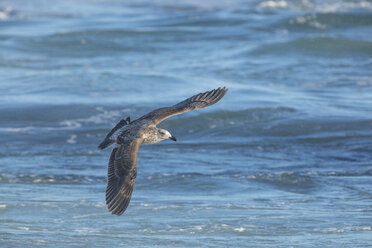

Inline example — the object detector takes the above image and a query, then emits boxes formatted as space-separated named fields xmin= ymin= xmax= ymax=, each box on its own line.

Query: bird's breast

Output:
xmin=142 ymin=136 xmax=160 ymax=144
xmin=141 ymin=127 xmax=160 ymax=144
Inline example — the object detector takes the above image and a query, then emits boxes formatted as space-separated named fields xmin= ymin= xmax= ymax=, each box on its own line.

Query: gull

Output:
xmin=98 ymin=87 xmax=228 ymax=215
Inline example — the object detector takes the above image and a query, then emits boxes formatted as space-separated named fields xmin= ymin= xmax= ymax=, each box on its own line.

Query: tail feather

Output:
xmin=98 ymin=117 xmax=130 ymax=150
xmin=98 ymin=138 xmax=114 ymax=150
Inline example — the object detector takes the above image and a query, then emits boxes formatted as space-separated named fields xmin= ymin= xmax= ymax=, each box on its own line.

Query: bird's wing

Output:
xmin=139 ymin=87 xmax=228 ymax=125
xmin=105 ymin=137 xmax=141 ymax=215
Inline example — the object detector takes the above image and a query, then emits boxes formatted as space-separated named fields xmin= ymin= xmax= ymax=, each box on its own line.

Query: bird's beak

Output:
xmin=169 ymin=136 xmax=177 ymax=142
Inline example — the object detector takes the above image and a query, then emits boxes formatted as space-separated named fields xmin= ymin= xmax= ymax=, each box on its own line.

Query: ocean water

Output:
xmin=1 ymin=0 xmax=372 ymax=247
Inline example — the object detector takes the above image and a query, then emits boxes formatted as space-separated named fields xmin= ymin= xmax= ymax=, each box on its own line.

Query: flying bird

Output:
xmin=98 ymin=87 xmax=228 ymax=215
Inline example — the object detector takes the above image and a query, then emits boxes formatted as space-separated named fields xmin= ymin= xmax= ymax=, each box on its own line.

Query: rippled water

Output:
xmin=1 ymin=0 xmax=372 ymax=247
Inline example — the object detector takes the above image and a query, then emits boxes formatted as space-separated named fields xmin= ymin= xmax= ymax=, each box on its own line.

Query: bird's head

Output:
xmin=157 ymin=128 xmax=177 ymax=142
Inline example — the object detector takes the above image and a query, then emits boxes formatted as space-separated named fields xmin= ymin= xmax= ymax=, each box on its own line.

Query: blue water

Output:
xmin=1 ymin=0 xmax=372 ymax=247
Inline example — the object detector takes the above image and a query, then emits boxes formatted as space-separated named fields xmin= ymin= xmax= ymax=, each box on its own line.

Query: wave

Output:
xmin=7 ymin=169 xmax=362 ymax=189
xmin=141 ymin=169 xmax=372 ymax=195
xmin=256 ymin=0 xmax=372 ymax=12
xmin=142 ymin=171 xmax=315 ymax=192
xmin=2 ymin=104 xmax=372 ymax=144
xmin=251 ymin=37 xmax=372 ymax=58
xmin=313 ymin=226 xmax=372 ymax=234
xmin=0 ymin=104 xmax=125 ymax=134
xmin=278 ymin=13 xmax=372 ymax=31
xmin=307 ymin=170 xmax=372 ymax=177
xmin=138 ymin=222 xmax=253 ymax=235
xmin=14 ymin=27 xmax=200 ymax=58
xmin=0 ymin=173 xmax=105 ymax=184
xmin=0 ymin=6 xmax=20 ymax=20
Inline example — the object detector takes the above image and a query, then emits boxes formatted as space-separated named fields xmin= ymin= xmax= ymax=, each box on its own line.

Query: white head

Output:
xmin=157 ymin=128 xmax=177 ymax=142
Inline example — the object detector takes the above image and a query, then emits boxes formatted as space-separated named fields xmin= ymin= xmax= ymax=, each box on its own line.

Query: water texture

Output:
xmin=1 ymin=0 xmax=372 ymax=247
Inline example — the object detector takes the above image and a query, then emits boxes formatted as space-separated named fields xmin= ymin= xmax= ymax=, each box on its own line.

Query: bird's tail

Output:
xmin=98 ymin=138 xmax=114 ymax=150
xmin=98 ymin=117 xmax=131 ymax=150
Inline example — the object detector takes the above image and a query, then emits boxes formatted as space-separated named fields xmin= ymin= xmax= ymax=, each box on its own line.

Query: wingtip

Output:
xmin=211 ymin=86 xmax=228 ymax=102
xmin=111 ymin=210 xmax=124 ymax=216
xmin=215 ymin=86 xmax=228 ymax=93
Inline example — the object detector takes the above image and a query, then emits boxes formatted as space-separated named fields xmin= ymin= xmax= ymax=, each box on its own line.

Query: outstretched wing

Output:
xmin=139 ymin=86 xmax=228 ymax=125
xmin=105 ymin=138 xmax=141 ymax=215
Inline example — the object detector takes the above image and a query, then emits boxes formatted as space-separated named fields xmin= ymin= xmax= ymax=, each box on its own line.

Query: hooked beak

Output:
xmin=169 ymin=136 xmax=177 ymax=142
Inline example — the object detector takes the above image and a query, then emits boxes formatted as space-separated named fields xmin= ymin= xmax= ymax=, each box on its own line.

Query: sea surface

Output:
xmin=1 ymin=0 xmax=372 ymax=247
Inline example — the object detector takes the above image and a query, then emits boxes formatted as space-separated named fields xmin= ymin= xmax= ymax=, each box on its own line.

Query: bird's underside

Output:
xmin=99 ymin=87 xmax=228 ymax=215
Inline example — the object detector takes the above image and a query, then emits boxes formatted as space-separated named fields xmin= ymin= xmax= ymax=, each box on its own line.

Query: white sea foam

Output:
xmin=67 ymin=134 xmax=77 ymax=144
xmin=18 ymin=226 xmax=30 ymax=231
xmin=35 ymin=240 xmax=48 ymax=243
xmin=317 ymin=1 xmax=372 ymax=12
xmin=352 ymin=226 xmax=372 ymax=231
xmin=0 ymin=127 xmax=34 ymax=133
xmin=233 ymin=227 xmax=245 ymax=232
xmin=0 ymin=7 xmax=13 ymax=20
xmin=60 ymin=108 xmax=128 ymax=130
xmin=0 ymin=107 xmax=130 ymax=134
xmin=73 ymin=214 xmax=92 ymax=219
xmin=289 ymin=14 xmax=327 ymax=29
xmin=258 ymin=1 xmax=288 ymax=9
xmin=315 ymin=226 xmax=372 ymax=234
xmin=257 ymin=0 xmax=372 ymax=12
xmin=194 ymin=225 xmax=204 ymax=230
xmin=94 ymin=202 xmax=105 ymax=208
xmin=74 ymin=227 xmax=99 ymax=233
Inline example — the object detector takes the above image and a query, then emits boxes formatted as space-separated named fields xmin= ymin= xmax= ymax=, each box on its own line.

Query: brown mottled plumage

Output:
xmin=98 ymin=87 xmax=228 ymax=215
